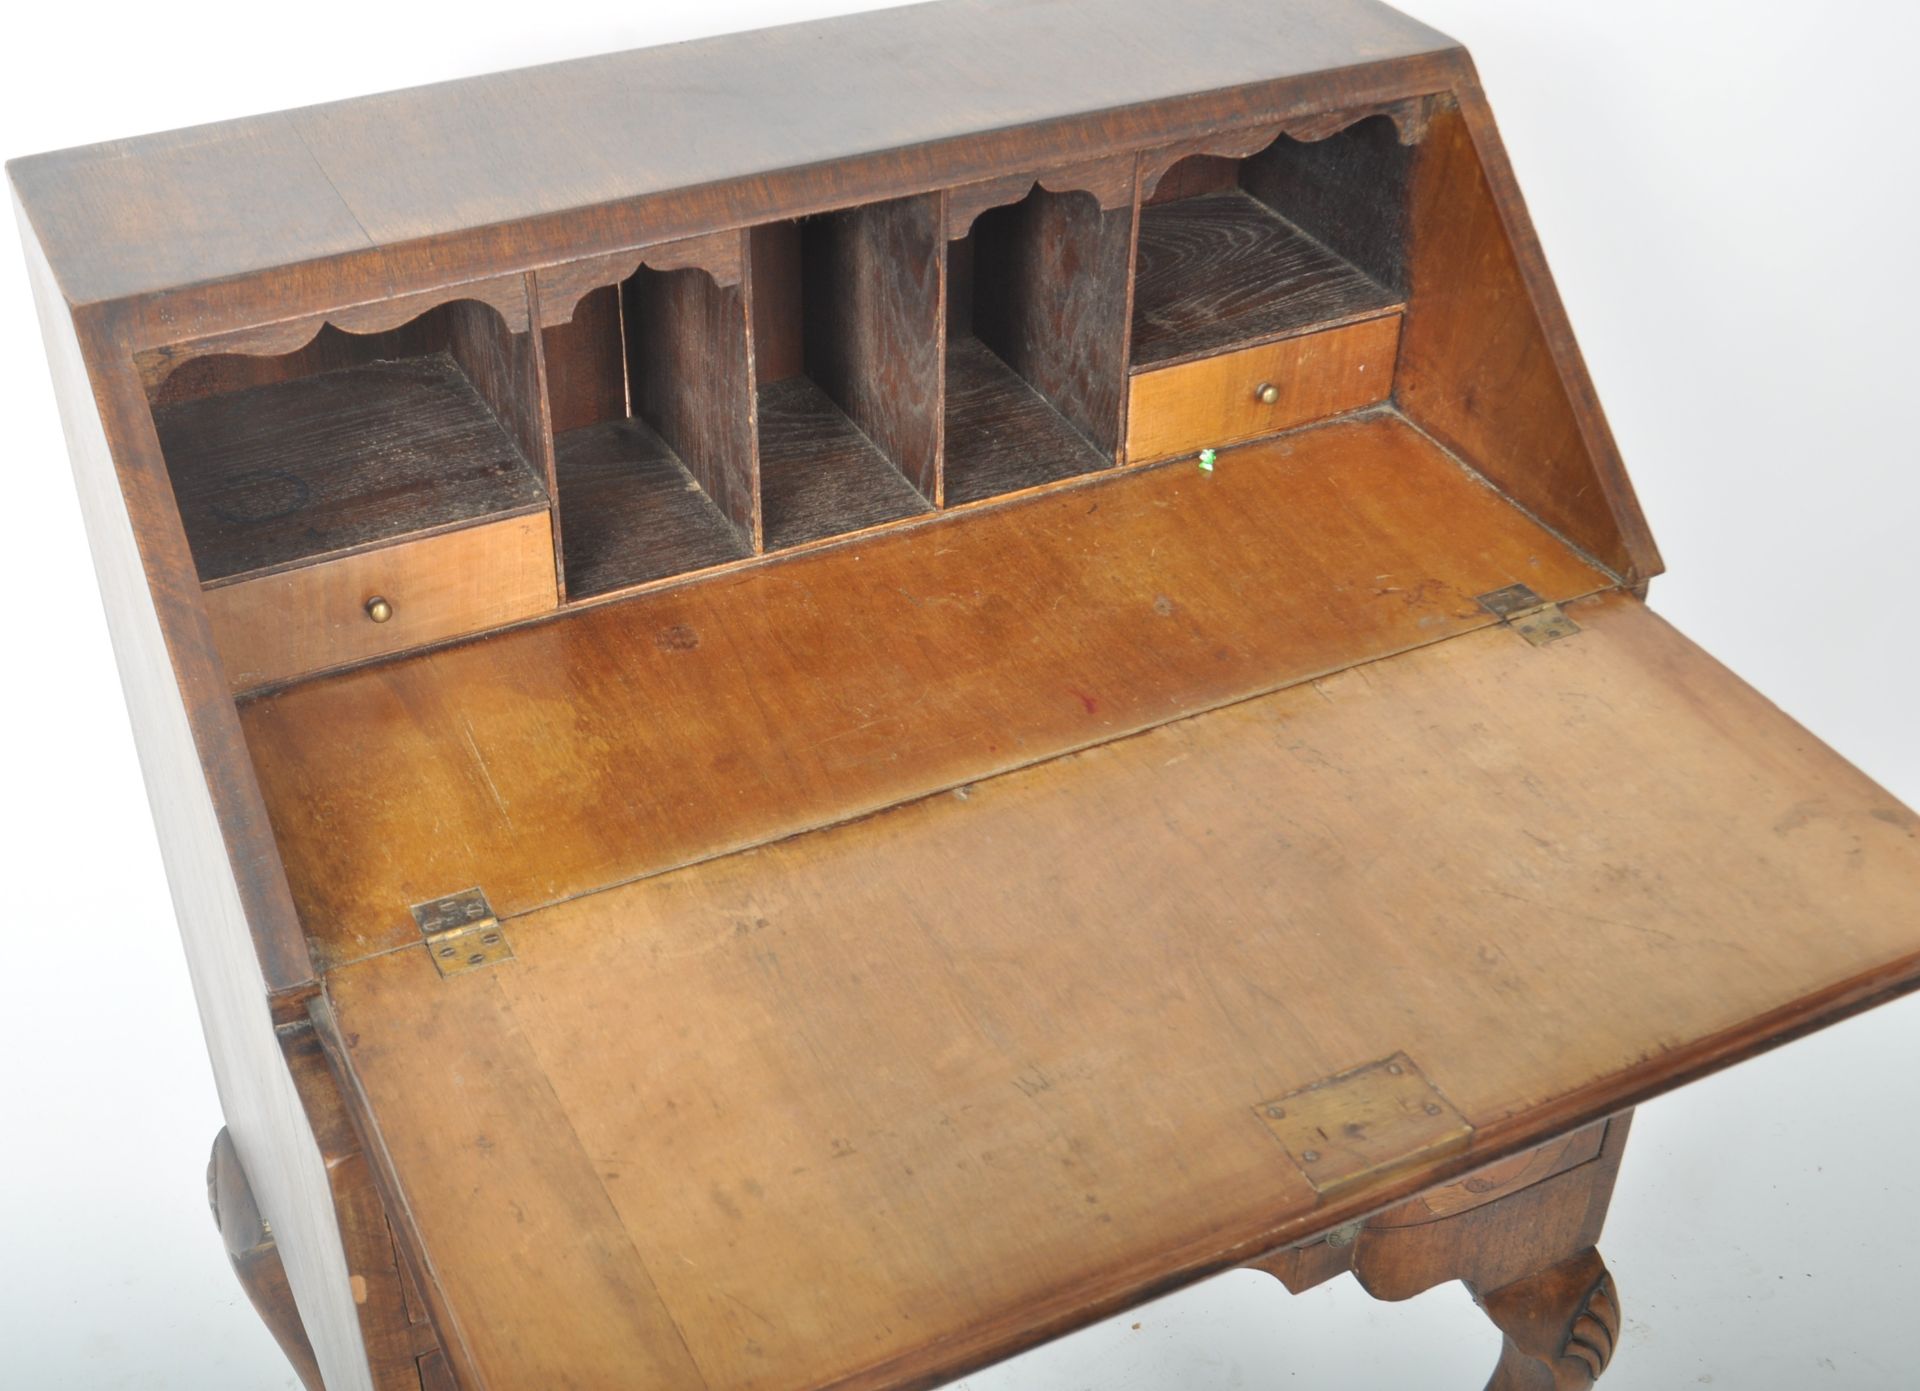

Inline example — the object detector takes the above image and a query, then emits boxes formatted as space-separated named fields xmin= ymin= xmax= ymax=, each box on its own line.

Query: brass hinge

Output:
xmin=411 ymin=888 xmax=514 ymax=978
xmin=1476 ymin=584 xmax=1580 ymax=647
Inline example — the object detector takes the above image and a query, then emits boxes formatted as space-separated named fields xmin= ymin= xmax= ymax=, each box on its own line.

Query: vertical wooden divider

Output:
xmin=932 ymin=190 xmax=951 ymax=509
xmin=521 ymin=270 xmax=568 ymax=600
xmin=802 ymin=193 xmax=946 ymax=506
xmin=1116 ymin=167 xmax=1144 ymax=466
xmin=740 ymin=226 xmax=766 ymax=552
xmin=938 ymin=173 xmax=1138 ymax=502
xmin=624 ymin=251 xmax=758 ymax=551
xmin=1022 ymin=185 xmax=1133 ymax=466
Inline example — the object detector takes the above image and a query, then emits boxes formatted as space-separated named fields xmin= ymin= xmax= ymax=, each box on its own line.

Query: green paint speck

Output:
xmin=1197 ymin=448 xmax=1217 ymax=473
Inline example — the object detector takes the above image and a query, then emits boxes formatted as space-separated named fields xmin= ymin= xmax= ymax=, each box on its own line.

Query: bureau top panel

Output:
xmin=7 ymin=0 xmax=1455 ymax=307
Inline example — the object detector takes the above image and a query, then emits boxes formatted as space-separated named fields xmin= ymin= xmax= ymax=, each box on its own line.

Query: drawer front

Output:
xmin=205 ymin=512 xmax=557 ymax=690
xmin=1125 ymin=314 xmax=1401 ymax=464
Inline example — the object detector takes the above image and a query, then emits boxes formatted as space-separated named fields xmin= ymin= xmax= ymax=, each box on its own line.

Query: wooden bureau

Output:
xmin=11 ymin=2 xmax=1918 ymax=1388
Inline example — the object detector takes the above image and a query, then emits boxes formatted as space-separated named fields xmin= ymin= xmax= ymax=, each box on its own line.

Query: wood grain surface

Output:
xmin=158 ymin=353 xmax=549 ymax=585
xmin=801 ymin=197 xmax=946 ymax=503
xmin=536 ymin=284 xmax=625 ymax=436
xmin=135 ymin=273 xmax=534 ymax=395
xmin=240 ymin=414 xmax=1607 ymax=967
xmin=1131 ymin=190 xmax=1403 ymax=368
xmin=627 ymin=261 xmax=759 ymax=544
xmin=943 ymin=337 xmax=1106 ymax=504
xmin=205 ymin=512 xmax=557 ymax=691
xmin=281 ymin=1029 xmax=441 ymax=1391
xmin=945 ymin=154 xmax=1136 ymax=236
xmin=967 ymin=187 xmax=1135 ymax=462
xmin=1239 ymin=114 xmax=1415 ymax=295
xmin=1138 ymin=98 xmax=1430 ymax=198
xmin=1395 ymin=102 xmax=1657 ymax=582
xmin=535 ymin=228 xmax=745 ymax=328
xmin=1126 ymin=314 xmax=1400 ymax=462
xmin=321 ymin=595 xmax=1920 ymax=1391
xmin=7 ymin=0 xmax=1457 ymax=312
xmin=756 ymin=376 xmax=934 ymax=550
xmin=554 ymin=417 xmax=754 ymax=597
xmin=9 ymin=11 xmax=1713 ymax=1390
xmin=17 ymin=201 xmax=368 ymax=1383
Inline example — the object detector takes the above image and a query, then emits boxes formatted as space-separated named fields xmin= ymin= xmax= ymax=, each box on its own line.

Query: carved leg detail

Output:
xmin=1477 ymin=1247 xmax=1619 ymax=1391
xmin=1305 ymin=1114 xmax=1633 ymax=1388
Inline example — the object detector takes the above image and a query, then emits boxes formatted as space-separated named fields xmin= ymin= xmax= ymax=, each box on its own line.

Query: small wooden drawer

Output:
xmin=204 ymin=512 xmax=558 ymax=691
xmin=1125 ymin=314 xmax=1402 ymax=464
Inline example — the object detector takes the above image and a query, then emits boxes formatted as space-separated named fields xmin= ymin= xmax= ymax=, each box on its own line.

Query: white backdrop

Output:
xmin=2 ymin=3 xmax=1915 ymax=1387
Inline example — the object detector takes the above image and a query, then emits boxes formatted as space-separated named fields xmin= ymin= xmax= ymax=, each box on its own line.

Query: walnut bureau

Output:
xmin=12 ymin=2 xmax=1920 ymax=1388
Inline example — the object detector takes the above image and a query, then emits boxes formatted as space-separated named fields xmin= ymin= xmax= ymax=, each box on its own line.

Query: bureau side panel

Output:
xmin=14 ymin=193 xmax=374 ymax=1391
xmin=1394 ymin=90 xmax=1661 ymax=584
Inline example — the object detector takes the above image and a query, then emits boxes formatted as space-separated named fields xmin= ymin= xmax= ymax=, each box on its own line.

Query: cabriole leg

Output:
xmin=1252 ymin=1112 xmax=1632 ymax=1388
xmin=207 ymin=1127 xmax=325 ymax=1391
xmin=1478 ymin=1246 xmax=1619 ymax=1389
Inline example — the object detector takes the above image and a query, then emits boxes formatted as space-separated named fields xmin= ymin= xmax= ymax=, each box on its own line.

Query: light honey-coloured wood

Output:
xmin=1125 ymin=314 xmax=1400 ymax=462
xmin=241 ymin=415 xmax=1609 ymax=966
xmin=319 ymin=595 xmax=1920 ymax=1391
xmin=205 ymin=513 xmax=557 ymax=691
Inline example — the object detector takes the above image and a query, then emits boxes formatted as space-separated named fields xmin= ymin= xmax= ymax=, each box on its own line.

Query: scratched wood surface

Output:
xmin=240 ymin=413 xmax=1608 ymax=968
xmin=320 ymin=593 xmax=1920 ymax=1391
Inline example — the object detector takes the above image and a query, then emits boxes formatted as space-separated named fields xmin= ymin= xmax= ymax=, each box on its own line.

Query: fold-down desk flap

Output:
xmin=318 ymin=593 xmax=1920 ymax=1391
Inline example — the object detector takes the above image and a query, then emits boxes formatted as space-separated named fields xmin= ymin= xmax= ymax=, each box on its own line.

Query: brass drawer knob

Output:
xmin=365 ymin=595 xmax=394 ymax=624
xmin=1255 ymin=382 xmax=1280 ymax=405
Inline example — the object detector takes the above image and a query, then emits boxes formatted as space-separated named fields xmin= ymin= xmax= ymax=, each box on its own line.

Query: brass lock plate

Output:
xmin=1255 ymin=1052 xmax=1472 ymax=1195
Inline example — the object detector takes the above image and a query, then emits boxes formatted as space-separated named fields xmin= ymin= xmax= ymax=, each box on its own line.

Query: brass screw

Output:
xmin=1255 ymin=382 xmax=1280 ymax=405
xmin=365 ymin=595 xmax=394 ymax=623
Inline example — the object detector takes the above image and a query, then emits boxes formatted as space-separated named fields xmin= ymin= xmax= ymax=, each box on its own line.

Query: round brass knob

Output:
xmin=365 ymin=596 xmax=394 ymax=624
xmin=1255 ymin=382 xmax=1280 ymax=405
